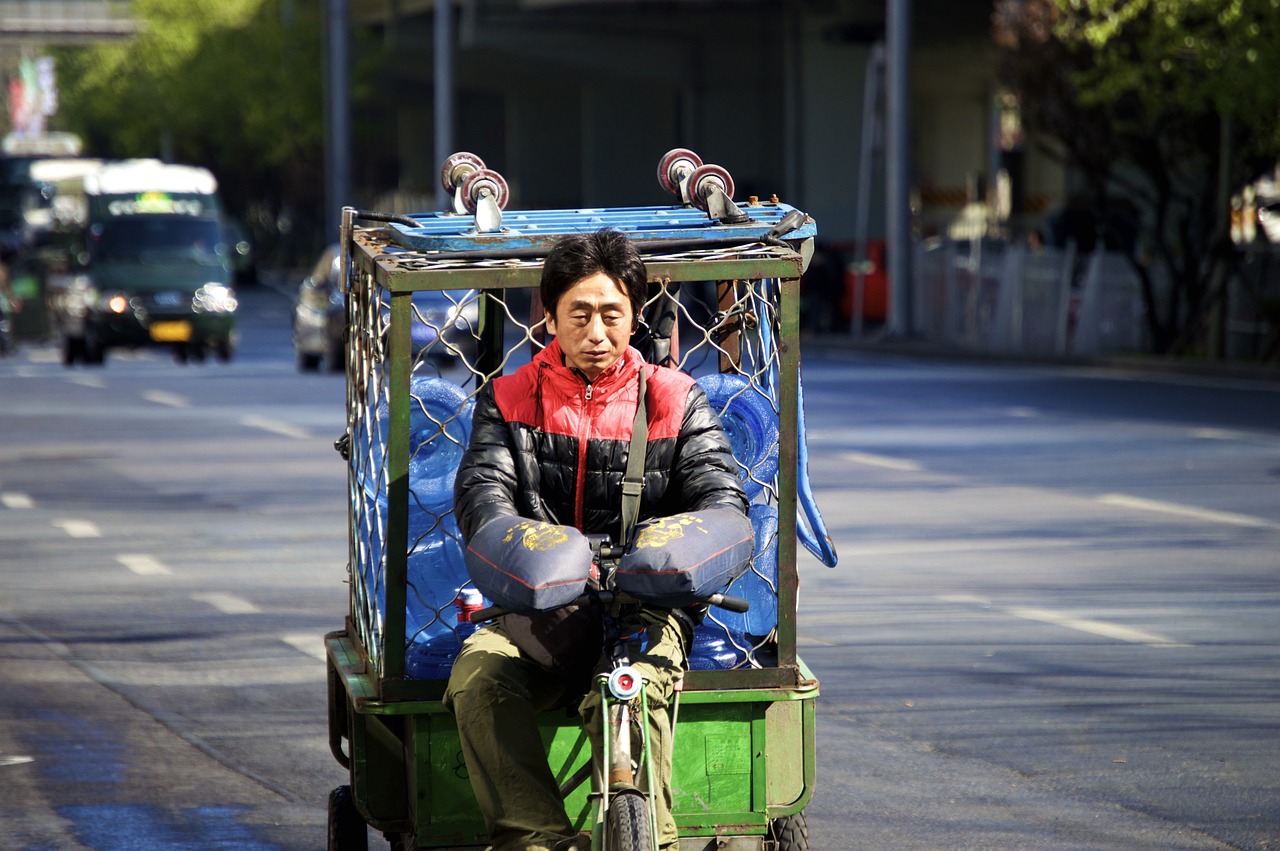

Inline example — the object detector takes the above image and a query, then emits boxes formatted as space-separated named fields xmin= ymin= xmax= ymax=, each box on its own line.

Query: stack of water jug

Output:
xmin=362 ymin=375 xmax=780 ymax=679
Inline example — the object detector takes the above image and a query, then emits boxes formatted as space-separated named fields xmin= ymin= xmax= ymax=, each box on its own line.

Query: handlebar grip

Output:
xmin=470 ymin=605 xmax=507 ymax=623
xmin=470 ymin=591 xmax=605 ymax=624
xmin=710 ymin=593 xmax=750 ymax=613
xmin=766 ymin=208 xmax=807 ymax=239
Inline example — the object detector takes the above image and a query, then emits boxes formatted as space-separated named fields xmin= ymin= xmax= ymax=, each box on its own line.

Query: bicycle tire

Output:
xmin=606 ymin=790 xmax=655 ymax=851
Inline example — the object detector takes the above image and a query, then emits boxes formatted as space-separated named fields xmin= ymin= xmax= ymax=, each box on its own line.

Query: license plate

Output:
xmin=149 ymin=320 xmax=192 ymax=342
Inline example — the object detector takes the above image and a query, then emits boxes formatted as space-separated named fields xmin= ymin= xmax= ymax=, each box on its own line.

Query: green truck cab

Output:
xmin=49 ymin=159 xmax=238 ymax=365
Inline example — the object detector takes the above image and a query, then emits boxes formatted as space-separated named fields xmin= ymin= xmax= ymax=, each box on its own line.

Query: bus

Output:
xmin=50 ymin=159 xmax=238 ymax=365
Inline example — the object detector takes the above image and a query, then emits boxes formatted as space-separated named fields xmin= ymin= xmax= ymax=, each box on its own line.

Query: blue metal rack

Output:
xmin=379 ymin=200 xmax=817 ymax=254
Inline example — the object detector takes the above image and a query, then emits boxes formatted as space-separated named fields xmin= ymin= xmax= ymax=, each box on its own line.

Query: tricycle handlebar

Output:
xmin=470 ymin=589 xmax=749 ymax=625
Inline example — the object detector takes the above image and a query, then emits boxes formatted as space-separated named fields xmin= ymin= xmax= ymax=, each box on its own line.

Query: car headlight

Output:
xmin=104 ymin=293 xmax=130 ymax=314
xmin=193 ymin=283 xmax=238 ymax=314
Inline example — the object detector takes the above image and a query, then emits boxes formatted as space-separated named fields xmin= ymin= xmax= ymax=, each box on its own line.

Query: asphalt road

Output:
xmin=0 ymin=286 xmax=351 ymax=850
xmin=796 ymin=352 xmax=1280 ymax=850
xmin=1 ymin=285 xmax=1277 ymax=850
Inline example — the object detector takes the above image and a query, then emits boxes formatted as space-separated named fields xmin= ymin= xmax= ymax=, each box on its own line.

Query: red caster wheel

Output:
xmin=657 ymin=148 xmax=703 ymax=197
xmin=440 ymin=152 xmax=486 ymax=194
xmin=686 ymin=163 xmax=735 ymax=212
xmin=460 ymin=167 xmax=510 ymax=214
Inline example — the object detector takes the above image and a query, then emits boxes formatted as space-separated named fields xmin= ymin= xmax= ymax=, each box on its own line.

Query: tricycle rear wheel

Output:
xmin=328 ymin=784 xmax=369 ymax=851
xmin=768 ymin=810 xmax=810 ymax=850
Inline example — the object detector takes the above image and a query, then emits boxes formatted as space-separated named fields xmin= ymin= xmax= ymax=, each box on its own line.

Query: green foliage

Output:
xmin=1061 ymin=0 xmax=1280 ymax=159
xmin=53 ymin=0 xmax=327 ymax=261
xmin=994 ymin=0 xmax=1280 ymax=356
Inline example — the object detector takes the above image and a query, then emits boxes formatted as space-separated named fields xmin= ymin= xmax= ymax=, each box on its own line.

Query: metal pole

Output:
xmin=325 ymin=0 xmax=351 ymax=243
xmin=433 ymin=0 xmax=455 ymax=211
xmin=885 ymin=0 xmax=912 ymax=336
xmin=851 ymin=42 xmax=884 ymax=339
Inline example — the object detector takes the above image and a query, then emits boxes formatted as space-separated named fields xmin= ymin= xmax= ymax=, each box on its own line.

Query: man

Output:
xmin=445 ymin=228 xmax=747 ymax=851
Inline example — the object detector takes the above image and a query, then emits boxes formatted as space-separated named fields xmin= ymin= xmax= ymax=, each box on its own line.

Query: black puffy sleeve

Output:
xmin=667 ymin=382 xmax=748 ymax=516
xmin=453 ymin=384 xmax=520 ymax=542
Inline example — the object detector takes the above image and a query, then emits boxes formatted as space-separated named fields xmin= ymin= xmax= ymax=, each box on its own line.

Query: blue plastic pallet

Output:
xmin=381 ymin=201 xmax=816 ymax=254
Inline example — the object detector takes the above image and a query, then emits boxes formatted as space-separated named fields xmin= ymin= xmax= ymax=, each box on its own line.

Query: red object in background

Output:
xmin=841 ymin=240 xmax=888 ymax=325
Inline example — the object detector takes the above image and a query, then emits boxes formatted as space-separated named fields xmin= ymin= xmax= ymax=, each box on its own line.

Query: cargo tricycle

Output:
xmin=325 ymin=150 xmax=835 ymax=851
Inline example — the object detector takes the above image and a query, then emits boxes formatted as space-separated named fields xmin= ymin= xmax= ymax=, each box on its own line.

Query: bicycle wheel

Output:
xmin=606 ymin=790 xmax=654 ymax=851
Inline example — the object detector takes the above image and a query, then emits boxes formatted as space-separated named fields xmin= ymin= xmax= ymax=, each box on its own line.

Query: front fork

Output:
xmin=593 ymin=664 xmax=660 ymax=851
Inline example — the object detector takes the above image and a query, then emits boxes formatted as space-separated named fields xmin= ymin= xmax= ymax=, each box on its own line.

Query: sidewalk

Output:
xmin=800 ymin=330 xmax=1280 ymax=385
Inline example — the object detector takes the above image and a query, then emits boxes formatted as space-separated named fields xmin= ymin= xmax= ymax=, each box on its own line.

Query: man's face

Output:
xmin=545 ymin=271 xmax=634 ymax=383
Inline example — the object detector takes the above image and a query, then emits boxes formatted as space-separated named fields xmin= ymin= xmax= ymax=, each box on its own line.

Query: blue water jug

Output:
xmin=687 ymin=625 xmax=749 ymax=670
xmin=405 ymin=518 xmax=470 ymax=638
xmin=709 ymin=503 xmax=778 ymax=633
xmin=357 ymin=374 xmax=474 ymax=519
xmin=696 ymin=373 xmax=779 ymax=498
xmin=406 ymin=586 xmax=487 ymax=680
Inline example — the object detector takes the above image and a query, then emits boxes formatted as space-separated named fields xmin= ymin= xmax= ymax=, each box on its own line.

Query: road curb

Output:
xmin=800 ymin=333 xmax=1280 ymax=385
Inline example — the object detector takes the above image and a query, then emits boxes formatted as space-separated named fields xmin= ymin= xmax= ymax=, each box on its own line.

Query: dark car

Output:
xmin=293 ymin=244 xmax=479 ymax=373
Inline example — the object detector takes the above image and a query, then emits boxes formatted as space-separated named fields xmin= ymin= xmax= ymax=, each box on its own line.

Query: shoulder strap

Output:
xmin=619 ymin=368 xmax=648 ymax=549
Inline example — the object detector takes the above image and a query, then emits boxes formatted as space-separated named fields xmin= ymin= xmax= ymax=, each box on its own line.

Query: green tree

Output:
xmin=994 ymin=0 xmax=1280 ymax=357
xmin=54 ymin=0 xmax=327 ymax=264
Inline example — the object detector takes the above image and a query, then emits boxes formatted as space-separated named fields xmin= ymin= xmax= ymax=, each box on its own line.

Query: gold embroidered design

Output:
xmin=502 ymin=520 xmax=570 ymax=551
xmin=634 ymin=514 xmax=707 ymax=549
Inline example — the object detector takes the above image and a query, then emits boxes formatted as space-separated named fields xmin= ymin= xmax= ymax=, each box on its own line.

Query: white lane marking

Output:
xmin=841 ymin=538 xmax=1083 ymax=558
xmin=88 ymin=660 xmax=323 ymax=687
xmin=142 ymin=390 xmax=190 ymax=408
xmin=1 ymin=492 xmax=34 ymax=509
xmin=191 ymin=592 xmax=261 ymax=615
xmin=937 ymin=593 xmax=991 ymax=606
xmin=116 ymin=554 xmax=172 ymax=576
xmin=280 ymin=633 xmax=328 ymax=662
xmin=840 ymin=451 xmax=923 ymax=472
xmin=938 ymin=595 xmax=1189 ymax=647
xmin=1097 ymin=493 xmax=1280 ymax=530
xmin=1190 ymin=428 xmax=1239 ymax=440
xmin=64 ymin=374 xmax=106 ymax=388
xmin=240 ymin=416 xmax=310 ymax=440
xmin=53 ymin=519 xmax=101 ymax=538
xmin=0 ymin=755 xmax=34 ymax=767
xmin=1004 ymin=606 xmax=1189 ymax=647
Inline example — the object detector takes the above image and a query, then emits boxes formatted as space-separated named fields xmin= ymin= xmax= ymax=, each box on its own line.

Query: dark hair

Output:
xmin=540 ymin=229 xmax=648 ymax=326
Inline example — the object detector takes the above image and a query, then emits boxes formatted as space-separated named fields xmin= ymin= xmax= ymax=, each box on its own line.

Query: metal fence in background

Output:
xmin=912 ymin=238 xmax=1150 ymax=357
xmin=910 ymin=238 xmax=1280 ymax=360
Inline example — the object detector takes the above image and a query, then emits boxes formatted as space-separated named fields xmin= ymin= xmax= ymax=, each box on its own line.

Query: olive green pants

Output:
xmin=443 ymin=609 xmax=690 ymax=851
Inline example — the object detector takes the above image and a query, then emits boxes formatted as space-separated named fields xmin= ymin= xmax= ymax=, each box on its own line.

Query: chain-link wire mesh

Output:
xmin=346 ymin=234 xmax=788 ymax=681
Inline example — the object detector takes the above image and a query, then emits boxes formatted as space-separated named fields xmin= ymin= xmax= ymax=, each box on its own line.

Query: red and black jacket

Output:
xmin=454 ymin=339 xmax=747 ymax=545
